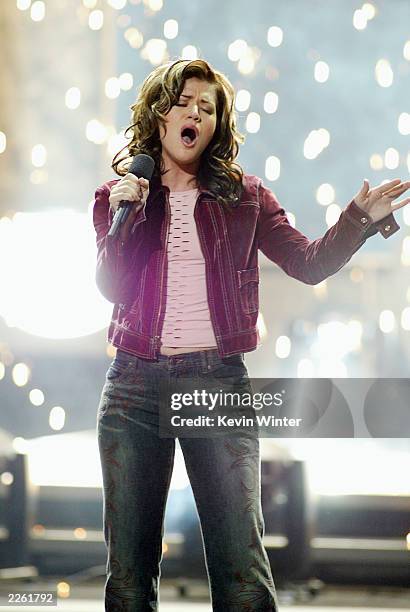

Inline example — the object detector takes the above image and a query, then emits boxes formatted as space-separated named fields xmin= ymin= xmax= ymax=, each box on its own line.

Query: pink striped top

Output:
xmin=160 ymin=188 xmax=218 ymax=348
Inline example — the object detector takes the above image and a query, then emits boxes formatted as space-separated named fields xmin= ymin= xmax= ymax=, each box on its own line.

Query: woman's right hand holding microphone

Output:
xmin=109 ymin=173 xmax=150 ymax=241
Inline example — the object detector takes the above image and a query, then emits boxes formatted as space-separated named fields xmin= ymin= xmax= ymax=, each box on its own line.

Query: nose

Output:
xmin=188 ymin=104 xmax=200 ymax=121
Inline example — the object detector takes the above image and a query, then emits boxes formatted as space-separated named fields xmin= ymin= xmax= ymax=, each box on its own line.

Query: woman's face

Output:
xmin=159 ymin=77 xmax=218 ymax=174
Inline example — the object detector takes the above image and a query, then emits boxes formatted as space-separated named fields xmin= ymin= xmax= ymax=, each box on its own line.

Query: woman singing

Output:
xmin=93 ymin=58 xmax=409 ymax=611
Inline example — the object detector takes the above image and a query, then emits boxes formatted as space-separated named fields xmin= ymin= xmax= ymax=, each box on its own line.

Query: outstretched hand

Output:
xmin=353 ymin=178 xmax=410 ymax=224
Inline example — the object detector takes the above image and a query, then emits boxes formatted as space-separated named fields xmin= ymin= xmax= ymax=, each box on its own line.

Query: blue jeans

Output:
xmin=97 ymin=347 xmax=279 ymax=611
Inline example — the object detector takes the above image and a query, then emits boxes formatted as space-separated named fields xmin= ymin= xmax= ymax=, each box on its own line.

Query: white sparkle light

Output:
xmin=29 ymin=389 xmax=45 ymax=406
xmin=181 ymin=45 xmax=198 ymax=60
xmin=325 ymin=204 xmax=341 ymax=227
xmin=31 ymin=144 xmax=47 ymax=168
xmin=245 ymin=112 xmax=260 ymax=134
xmin=353 ymin=9 xmax=367 ymax=30
xmin=119 ymin=73 xmax=133 ymax=90
xmin=105 ymin=77 xmax=121 ymax=99
xmin=379 ymin=310 xmax=395 ymax=333
xmin=107 ymin=0 xmax=127 ymax=8
xmin=375 ymin=59 xmax=393 ymax=88
xmin=49 ymin=406 xmax=65 ymax=431
xmin=384 ymin=147 xmax=399 ymax=169
xmin=0 ymin=132 xmax=6 ymax=154
xmin=86 ymin=119 xmax=107 ymax=144
xmin=30 ymin=1 xmax=45 ymax=21
xmin=398 ymin=112 xmax=410 ymax=135
xmin=17 ymin=0 xmax=31 ymax=10
xmin=227 ymin=39 xmax=248 ymax=62
xmin=267 ymin=26 xmax=283 ymax=47
xmin=275 ymin=335 xmax=291 ymax=359
xmin=88 ymin=9 xmax=104 ymax=30
xmin=12 ymin=363 xmax=30 ymax=387
xmin=141 ymin=38 xmax=167 ymax=65
xmin=316 ymin=183 xmax=335 ymax=206
xmin=235 ymin=89 xmax=251 ymax=112
xmin=164 ymin=19 xmax=178 ymax=39
xmin=65 ymin=87 xmax=81 ymax=110
xmin=263 ymin=92 xmax=278 ymax=114
xmin=314 ymin=61 xmax=330 ymax=83
xmin=265 ymin=156 xmax=280 ymax=181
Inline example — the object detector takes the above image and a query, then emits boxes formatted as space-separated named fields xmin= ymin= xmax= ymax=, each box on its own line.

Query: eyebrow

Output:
xmin=180 ymin=94 xmax=215 ymax=106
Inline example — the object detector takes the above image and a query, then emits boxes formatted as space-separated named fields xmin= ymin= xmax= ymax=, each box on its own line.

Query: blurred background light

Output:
xmin=31 ymin=144 xmax=47 ymax=168
xmin=275 ymin=335 xmax=291 ymax=359
xmin=245 ymin=112 xmax=260 ymax=134
xmin=379 ymin=309 xmax=395 ymax=333
xmin=181 ymin=45 xmax=198 ymax=61
xmin=141 ymin=38 xmax=167 ymax=64
xmin=325 ymin=203 xmax=342 ymax=227
xmin=227 ymin=39 xmax=248 ymax=62
xmin=267 ymin=26 xmax=283 ymax=48
xmin=17 ymin=0 xmax=32 ymax=10
xmin=163 ymin=19 xmax=178 ymax=40
xmin=263 ymin=91 xmax=278 ymax=114
xmin=0 ymin=211 xmax=111 ymax=338
xmin=12 ymin=362 xmax=31 ymax=387
xmin=265 ymin=155 xmax=280 ymax=181
xmin=314 ymin=60 xmax=330 ymax=83
xmin=65 ymin=87 xmax=81 ymax=109
xmin=29 ymin=388 xmax=45 ymax=406
xmin=105 ymin=77 xmax=121 ymax=99
xmin=375 ymin=58 xmax=394 ymax=87
xmin=30 ymin=1 xmax=45 ymax=22
xmin=235 ymin=89 xmax=251 ymax=112
xmin=49 ymin=406 xmax=66 ymax=431
xmin=316 ymin=183 xmax=335 ymax=206
xmin=88 ymin=9 xmax=103 ymax=30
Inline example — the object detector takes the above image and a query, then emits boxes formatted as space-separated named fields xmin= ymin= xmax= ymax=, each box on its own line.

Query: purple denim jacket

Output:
xmin=92 ymin=173 xmax=399 ymax=358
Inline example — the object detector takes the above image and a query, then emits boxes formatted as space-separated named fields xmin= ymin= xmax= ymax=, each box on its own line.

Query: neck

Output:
xmin=160 ymin=159 xmax=199 ymax=192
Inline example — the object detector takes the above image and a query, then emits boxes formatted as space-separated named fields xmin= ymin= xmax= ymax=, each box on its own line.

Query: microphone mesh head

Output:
xmin=128 ymin=154 xmax=155 ymax=180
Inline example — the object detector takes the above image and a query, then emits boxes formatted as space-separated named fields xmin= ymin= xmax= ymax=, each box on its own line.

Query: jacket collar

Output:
xmin=149 ymin=174 xmax=215 ymax=200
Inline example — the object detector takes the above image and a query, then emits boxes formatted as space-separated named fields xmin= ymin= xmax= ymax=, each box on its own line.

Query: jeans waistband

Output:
xmin=116 ymin=348 xmax=244 ymax=370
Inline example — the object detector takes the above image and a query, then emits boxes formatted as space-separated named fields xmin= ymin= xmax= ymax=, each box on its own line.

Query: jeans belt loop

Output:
xmin=201 ymin=349 xmax=211 ymax=372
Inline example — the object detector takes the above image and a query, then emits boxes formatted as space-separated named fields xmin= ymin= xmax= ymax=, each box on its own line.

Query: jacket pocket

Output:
xmin=237 ymin=266 xmax=259 ymax=314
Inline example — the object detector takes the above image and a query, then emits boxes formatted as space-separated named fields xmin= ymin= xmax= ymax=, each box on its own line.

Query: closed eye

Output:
xmin=175 ymin=104 xmax=213 ymax=114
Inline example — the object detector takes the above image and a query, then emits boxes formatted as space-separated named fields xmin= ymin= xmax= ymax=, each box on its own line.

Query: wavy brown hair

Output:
xmin=111 ymin=58 xmax=246 ymax=211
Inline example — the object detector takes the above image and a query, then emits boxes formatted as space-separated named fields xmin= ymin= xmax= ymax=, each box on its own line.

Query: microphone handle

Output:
xmin=107 ymin=200 xmax=134 ymax=239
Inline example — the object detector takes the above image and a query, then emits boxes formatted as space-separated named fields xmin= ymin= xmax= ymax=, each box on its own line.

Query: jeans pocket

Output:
xmin=204 ymin=354 xmax=249 ymax=381
xmin=106 ymin=361 xmax=131 ymax=381
xmin=105 ymin=352 xmax=136 ymax=381
xmin=99 ymin=360 xmax=145 ymax=420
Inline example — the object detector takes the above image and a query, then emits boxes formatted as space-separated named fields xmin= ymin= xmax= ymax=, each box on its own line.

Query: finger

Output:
xmin=382 ymin=181 xmax=409 ymax=195
xmin=382 ymin=185 xmax=410 ymax=201
xmin=124 ymin=172 xmax=139 ymax=182
xmin=113 ymin=188 xmax=138 ymax=202
xmin=138 ymin=178 xmax=150 ymax=191
xmin=361 ymin=178 xmax=370 ymax=193
xmin=376 ymin=178 xmax=401 ymax=195
xmin=391 ymin=197 xmax=410 ymax=212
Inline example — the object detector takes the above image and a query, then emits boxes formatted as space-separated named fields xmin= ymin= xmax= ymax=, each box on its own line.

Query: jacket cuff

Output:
xmin=373 ymin=212 xmax=400 ymax=238
xmin=345 ymin=200 xmax=400 ymax=239
xmin=344 ymin=199 xmax=374 ymax=231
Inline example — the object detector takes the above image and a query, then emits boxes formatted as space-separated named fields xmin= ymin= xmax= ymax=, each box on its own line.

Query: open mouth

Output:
xmin=181 ymin=127 xmax=198 ymax=147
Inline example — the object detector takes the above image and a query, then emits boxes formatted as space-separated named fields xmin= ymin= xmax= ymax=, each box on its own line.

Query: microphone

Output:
xmin=108 ymin=154 xmax=155 ymax=239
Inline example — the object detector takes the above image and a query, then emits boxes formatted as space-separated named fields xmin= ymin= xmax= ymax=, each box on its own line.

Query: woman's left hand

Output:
xmin=353 ymin=178 xmax=410 ymax=223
